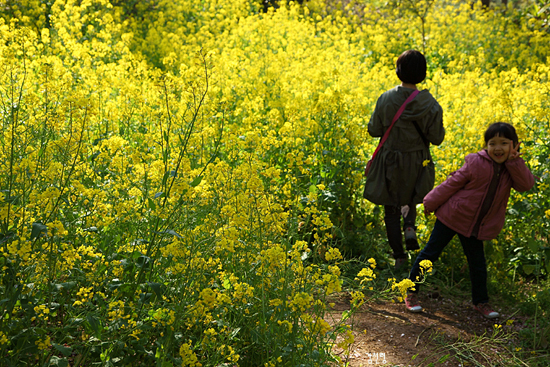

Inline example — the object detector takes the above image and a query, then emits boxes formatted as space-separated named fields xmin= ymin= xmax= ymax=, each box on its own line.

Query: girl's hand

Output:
xmin=508 ymin=141 xmax=522 ymax=161
xmin=424 ymin=207 xmax=431 ymax=217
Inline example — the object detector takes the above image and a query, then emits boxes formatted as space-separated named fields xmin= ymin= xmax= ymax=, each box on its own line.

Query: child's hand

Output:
xmin=423 ymin=207 xmax=431 ymax=216
xmin=508 ymin=141 xmax=522 ymax=161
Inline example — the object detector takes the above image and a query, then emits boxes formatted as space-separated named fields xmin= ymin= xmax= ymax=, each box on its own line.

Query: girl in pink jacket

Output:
xmin=405 ymin=122 xmax=535 ymax=318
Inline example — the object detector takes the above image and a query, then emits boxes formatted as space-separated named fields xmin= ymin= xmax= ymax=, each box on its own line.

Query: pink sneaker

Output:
xmin=405 ymin=293 xmax=422 ymax=313
xmin=473 ymin=303 xmax=499 ymax=319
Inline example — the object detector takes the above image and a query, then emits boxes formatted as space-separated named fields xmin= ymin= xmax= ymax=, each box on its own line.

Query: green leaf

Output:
xmin=140 ymin=292 xmax=152 ymax=303
xmin=48 ymin=356 xmax=69 ymax=367
xmin=223 ymin=278 xmax=231 ymax=290
xmin=54 ymin=282 xmax=77 ymax=292
xmin=190 ymin=175 xmax=203 ymax=187
xmin=341 ymin=310 xmax=350 ymax=322
xmin=523 ymin=264 xmax=535 ymax=275
xmin=544 ymin=249 xmax=550 ymax=274
xmin=148 ymin=198 xmax=156 ymax=210
xmin=52 ymin=343 xmax=72 ymax=357
xmin=2 ymin=193 xmax=20 ymax=205
xmin=136 ymin=255 xmax=151 ymax=269
xmin=90 ymin=151 xmax=101 ymax=161
xmin=86 ymin=314 xmax=101 ymax=337
xmin=229 ymin=327 xmax=241 ymax=339
xmin=352 ymin=215 xmax=365 ymax=228
xmin=527 ymin=238 xmax=539 ymax=253
xmin=438 ymin=354 xmax=450 ymax=363
xmin=148 ymin=282 xmax=163 ymax=298
xmin=157 ymin=229 xmax=182 ymax=238
xmin=117 ymin=283 xmax=133 ymax=294
xmin=162 ymin=171 xmax=170 ymax=186
xmin=538 ymin=3 xmax=550 ymax=15
xmin=31 ymin=222 xmax=48 ymax=240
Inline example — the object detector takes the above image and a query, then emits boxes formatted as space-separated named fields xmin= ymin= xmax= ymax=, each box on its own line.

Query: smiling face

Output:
xmin=486 ymin=134 xmax=512 ymax=163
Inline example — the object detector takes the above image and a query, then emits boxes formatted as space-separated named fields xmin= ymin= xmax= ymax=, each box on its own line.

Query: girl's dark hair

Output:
xmin=396 ymin=50 xmax=427 ymax=84
xmin=484 ymin=122 xmax=518 ymax=145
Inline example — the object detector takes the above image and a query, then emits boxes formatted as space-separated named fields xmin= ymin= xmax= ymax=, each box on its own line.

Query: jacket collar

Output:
xmin=478 ymin=149 xmax=493 ymax=161
xmin=479 ymin=149 xmax=506 ymax=170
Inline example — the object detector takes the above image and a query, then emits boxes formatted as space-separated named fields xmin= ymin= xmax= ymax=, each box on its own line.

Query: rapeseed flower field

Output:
xmin=1 ymin=0 xmax=549 ymax=365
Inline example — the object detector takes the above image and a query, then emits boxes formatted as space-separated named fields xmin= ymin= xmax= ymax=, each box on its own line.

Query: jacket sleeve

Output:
xmin=367 ymin=97 xmax=384 ymax=138
xmin=504 ymin=157 xmax=535 ymax=192
xmin=423 ymin=159 xmax=471 ymax=212
xmin=425 ymin=103 xmax=445 ymax=146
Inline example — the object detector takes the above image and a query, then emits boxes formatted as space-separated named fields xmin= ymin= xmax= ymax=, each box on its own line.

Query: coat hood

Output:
xmin=396 ymin=86 xmax=439 ymax=121
xmin=477 ymin=149 xmax=495 ymax=162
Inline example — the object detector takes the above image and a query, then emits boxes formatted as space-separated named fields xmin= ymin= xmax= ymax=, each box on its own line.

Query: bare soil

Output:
xmin=326 ymin=291 xmax=531 ymax=367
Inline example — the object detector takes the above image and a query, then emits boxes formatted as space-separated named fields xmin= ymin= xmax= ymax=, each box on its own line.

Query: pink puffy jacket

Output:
xmin=424 ymin=149 xmax=535 ymax=240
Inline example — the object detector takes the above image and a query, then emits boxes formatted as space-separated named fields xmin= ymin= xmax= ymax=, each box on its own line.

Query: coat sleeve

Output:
xmin=423 ymin=159 xmax=471 ymax=213
xmin=504 ymin=157 xmax=535 ymax=192
xmin=425 ymin=103 xmax=445 ymax=146
xmin=368 ymin=96 xmax=385 ymax=138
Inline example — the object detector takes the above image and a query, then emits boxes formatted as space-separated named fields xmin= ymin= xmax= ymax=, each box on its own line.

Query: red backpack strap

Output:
xmin=364 ymin=89 xmax=420 ymax=176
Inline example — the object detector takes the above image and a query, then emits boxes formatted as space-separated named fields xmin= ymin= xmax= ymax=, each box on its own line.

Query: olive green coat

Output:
xmin=363 ymin=86 xmax=445 ymax=206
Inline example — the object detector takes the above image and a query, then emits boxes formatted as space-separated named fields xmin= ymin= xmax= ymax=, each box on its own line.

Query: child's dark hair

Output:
xmin=396 ymin=50 xmax=427 ymax=84
xmin=484 ymin=122 xmax=518 ymax=145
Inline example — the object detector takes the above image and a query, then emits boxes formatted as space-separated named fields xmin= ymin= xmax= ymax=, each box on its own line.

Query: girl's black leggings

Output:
xmin=409 ymin=219 xmax=488 ymax=305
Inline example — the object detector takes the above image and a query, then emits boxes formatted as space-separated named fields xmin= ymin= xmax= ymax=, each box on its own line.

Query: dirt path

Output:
xmin=327 ymin=292 xmax=528 ymax=367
